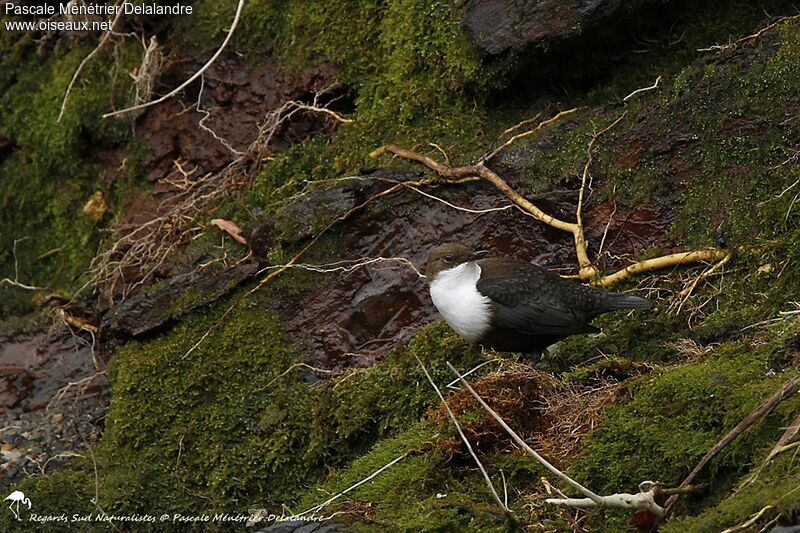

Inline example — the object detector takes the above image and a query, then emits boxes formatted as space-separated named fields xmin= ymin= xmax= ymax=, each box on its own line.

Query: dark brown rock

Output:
xmin=108 ymin=263 xmax=259 ymax=336
xmin=462 ymin=0 xmax=636 ymax=55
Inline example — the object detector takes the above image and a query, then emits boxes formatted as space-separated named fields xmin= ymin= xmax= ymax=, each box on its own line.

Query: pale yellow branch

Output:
xmin=593 ymin=250 xmax=730 ymax=287
xmin=371 ymin=144 xmax=596 ymax=278
xmin=483 ymin=108 xmax=579 ymax=162
xmin=371 ymin=141 xmax=729 ymax=288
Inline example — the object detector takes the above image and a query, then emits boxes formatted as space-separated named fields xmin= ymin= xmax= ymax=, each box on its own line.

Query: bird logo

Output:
xmin=4 ymin=491 xmax=31 ymax=521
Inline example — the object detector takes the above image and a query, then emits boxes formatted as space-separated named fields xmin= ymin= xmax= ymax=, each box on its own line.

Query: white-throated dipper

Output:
xmin=426 ymin=242 xmax=651 ymax=353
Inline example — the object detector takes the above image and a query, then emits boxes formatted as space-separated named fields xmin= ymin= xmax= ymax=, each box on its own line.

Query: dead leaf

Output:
xmin=210 ymin=218 xmax=247 ymax=245
xmin=83 ymin=191 xmax=108 ymax=222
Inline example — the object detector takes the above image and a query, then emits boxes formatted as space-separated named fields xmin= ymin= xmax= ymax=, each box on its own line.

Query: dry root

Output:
xmin=84 ymin=87 xmax=352 ymax=304
xmin=370 ymin=110 xmax=728 ymax=287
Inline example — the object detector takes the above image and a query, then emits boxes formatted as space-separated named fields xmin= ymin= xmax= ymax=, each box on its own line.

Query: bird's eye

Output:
xmin=443 ymin=255 xmax=454 ymax=262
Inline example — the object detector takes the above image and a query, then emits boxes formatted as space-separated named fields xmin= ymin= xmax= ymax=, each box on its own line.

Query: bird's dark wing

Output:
xmin=475 ymin=258 xmax=599 ymax=336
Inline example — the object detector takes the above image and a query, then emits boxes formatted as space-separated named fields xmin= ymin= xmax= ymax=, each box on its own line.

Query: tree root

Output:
xmin=370 ymin=114 xmax=728 ymax=288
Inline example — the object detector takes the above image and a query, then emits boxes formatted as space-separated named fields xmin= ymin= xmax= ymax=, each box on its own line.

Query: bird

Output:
xmin=426 ymin=242 xmax=650 ymax=354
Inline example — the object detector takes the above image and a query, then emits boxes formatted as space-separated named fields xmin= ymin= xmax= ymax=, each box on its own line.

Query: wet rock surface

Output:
xmin=108 ymin=262 xmax=260 ymax=337
xmin=137 ymin=54 xmax=339 ymax=183
xmin=0 ymin=330 xmax=107 ymax=492
xmin=462 ymin=0 xmax=655 ymax=55
xmin=271 ymin=168 xmax=675 ymax=369
xmin=272 ymin=178 xmax=375 ymax=243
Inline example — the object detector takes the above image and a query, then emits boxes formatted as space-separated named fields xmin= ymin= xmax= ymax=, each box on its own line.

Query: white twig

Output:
xmin=196 ymin=75 xmax=245 ymax=155
xmin=446 ymin=359 xmax=502 ymax=389
xmin=255 ymin=257 xmax=425 ymax=279
xmin=720 ymin=505 xmax=775 ymax=533
xmin=757 ymin=176 xmax=800 ymax=205
xmin=255 ymin=362 xmax=334 ymax=392
xmin=1 ymin=237 xmax=44 ymax=290
xmin=546 ymin=486 xmax=664 ymax=518
xmin=298 ymin=453 xmax=410 ymax=516
xmin=623 ymin=76 xmax=662 ymax=102
xmin=0 ymin=278 xmax=41 ymax=290
xmin=403 ymin=184 xmax=516 ymax=215
xmin=58 ymin=1 xmax=125 ymax=122
xmin=417 ymin=355 xmax=510 ymax=514
xmin=102 ymin=0 xmax=246 ymax=118
xmin=180 ymin=300 xmax=236 ymax=359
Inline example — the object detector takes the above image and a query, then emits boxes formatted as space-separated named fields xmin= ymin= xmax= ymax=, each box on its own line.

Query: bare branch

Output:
xmin=623 ymin=76 xmax=662 ymax=102
xmin=546 ymin=486 xmax=663 ymax=518
xmin=664 ymin=375 xmax=800 ymax=516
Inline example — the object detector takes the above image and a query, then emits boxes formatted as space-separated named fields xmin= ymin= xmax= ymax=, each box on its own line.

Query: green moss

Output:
xmin=0 ymin=35 xmax=140 ymax=316
xmin=294 ymin=413 xmax=516 ymax=531
xmin=663 ymin=454 xmax=800 ymax=532
xmin=0 ymin=461 xmax=99 ymax=533
xmin=572 ymin=340 xmax=800 ymax=519
xmin=13 ymin=279 xmax=487 ymax=527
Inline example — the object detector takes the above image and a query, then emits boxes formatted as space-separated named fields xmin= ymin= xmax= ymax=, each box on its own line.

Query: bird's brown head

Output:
xmin=425 ymin=242 xmax=490 ymax=280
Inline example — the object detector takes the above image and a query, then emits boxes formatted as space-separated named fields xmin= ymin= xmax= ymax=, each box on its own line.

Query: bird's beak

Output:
xmin=468 ymin=250 xmax=490 ymax=261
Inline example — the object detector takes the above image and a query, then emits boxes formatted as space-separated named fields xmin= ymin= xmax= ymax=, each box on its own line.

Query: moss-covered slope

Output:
xmin=3 ymin=1 xmax=800 ymax=532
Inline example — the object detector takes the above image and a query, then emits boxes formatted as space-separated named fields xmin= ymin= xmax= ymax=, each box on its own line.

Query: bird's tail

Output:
xmin=600 ymin=293 xmax=651 ymax=311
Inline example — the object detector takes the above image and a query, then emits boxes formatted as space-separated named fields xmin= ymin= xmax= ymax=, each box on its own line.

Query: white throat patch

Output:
xmin=429 ymin=262 xmax=492 ymax=342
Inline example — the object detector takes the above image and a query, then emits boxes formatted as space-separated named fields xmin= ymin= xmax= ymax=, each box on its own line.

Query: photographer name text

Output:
xmin=5 ymin=2 xmax=192 ymax=32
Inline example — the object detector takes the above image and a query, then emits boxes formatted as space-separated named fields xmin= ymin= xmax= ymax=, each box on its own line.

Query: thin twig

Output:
xmin=576 ymin=113 xmax=627 ymax=260
xmin=741 ymin=410 xmax=800 ymax=488
xmin=402 ymin=184 xmax=516 ymax=215
xmin=255 ymin=257 xmax=425 ymax=279
xmin=446 ymin=359 xmax=502 ymax=389
xmin=483 ymin=108 xmax=579 ymax=162
xmin=698 ymin=14 xmax=800 ymax=53
xmin=58 ymin=1 xmax=125 ymax=122
xmin=102 ymin=0 xmax=246 ymax=118
xmin=1 ymin=237 xmax=44 ymax=290
xmin=417 ymin=356 xmax=511 ymax=515
xmin=623 ymin=76 xmax=662 ymax=102
xmin=720 ymin=505 xmax=775 ymax=533
xmin=298 ymin=453 xmax=410 ymax=516
xmin=254 ymin=362 xmax=334 ymax=392
xmin=664 ymin=374 xmax=800 ymax=516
